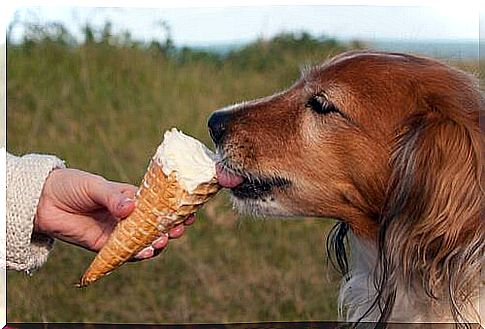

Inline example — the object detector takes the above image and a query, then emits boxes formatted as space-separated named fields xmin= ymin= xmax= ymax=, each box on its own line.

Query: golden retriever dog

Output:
xmin=208 ymin=51 xmax=484 ymax=327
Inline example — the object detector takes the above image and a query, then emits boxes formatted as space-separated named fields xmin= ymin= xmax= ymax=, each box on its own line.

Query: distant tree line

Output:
xmin=7 ymin=20 xmax=365 ymax=68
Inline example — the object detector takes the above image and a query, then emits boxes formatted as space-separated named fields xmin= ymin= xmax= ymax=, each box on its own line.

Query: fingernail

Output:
xmin=118 ymin=197 xmax=133 ymax=210
xmin=184 ymin=214 xmax=196 ymax=225
xmin=152 ymin=234 xmax=169 ymax=249
xmin=123 ymin=197 xmax=134 ymax=204
xmin=169 ymin=225 xmax=185 ymax=238
xmin=136 ymin=247 xmax=154 ymax=259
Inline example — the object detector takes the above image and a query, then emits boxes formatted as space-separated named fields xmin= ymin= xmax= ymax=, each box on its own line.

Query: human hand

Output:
xmin=34 ymin=168 xmax=196 ymax=260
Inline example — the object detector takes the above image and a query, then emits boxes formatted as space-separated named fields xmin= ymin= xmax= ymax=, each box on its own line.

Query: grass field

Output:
xmin=6 ymin=26 xmax=481 ymax=323
xmin=7 ymin=30 xmax=348 ymax=323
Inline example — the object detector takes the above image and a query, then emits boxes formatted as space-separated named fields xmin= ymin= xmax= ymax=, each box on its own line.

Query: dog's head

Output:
xmin=208 ymin=50 xmax=483 ymax=324
xmin=208 ymin=51 xmax=482 ymax=240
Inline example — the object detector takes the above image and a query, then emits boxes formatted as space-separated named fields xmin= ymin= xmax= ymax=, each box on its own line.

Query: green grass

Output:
xmin=7 ymin=33 xmax=346 ymax=323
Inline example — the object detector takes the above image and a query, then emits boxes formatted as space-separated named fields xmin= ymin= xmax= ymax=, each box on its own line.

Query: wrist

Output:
xmin=33 ymin=168 xmax=62 ymax=235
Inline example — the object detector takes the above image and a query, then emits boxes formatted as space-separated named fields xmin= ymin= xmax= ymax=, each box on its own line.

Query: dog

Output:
xmin=208 ymin=50 xmax=484 ymax=327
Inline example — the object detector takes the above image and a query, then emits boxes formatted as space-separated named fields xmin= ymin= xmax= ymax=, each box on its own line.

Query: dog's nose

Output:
xmin=208 ymin=109 xmax=232 ymax=145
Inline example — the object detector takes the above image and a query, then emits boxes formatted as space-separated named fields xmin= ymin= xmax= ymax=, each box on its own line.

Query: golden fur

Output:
xmin=209 ymin=51 xmax=484 ymax=327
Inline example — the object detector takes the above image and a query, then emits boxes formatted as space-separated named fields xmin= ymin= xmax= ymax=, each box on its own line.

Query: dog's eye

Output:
xmin=305 ymin=94 xmax=338 ymax=115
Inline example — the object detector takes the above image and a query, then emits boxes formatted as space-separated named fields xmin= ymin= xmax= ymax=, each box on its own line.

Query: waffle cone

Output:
xmin=78 ymin=160 xmax=220 ymax=287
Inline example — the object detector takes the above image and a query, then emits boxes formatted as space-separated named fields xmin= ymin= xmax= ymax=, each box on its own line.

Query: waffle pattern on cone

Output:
xmin=78 ymin=161 xmax=220 ymax=287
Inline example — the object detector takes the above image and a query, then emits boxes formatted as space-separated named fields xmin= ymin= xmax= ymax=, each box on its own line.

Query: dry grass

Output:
xmin=7 ymin=38 xmax=343 ymax=323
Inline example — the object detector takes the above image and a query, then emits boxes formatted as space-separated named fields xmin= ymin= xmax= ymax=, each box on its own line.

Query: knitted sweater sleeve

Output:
xmin=6 ymin=152 xmax=66 ymax=272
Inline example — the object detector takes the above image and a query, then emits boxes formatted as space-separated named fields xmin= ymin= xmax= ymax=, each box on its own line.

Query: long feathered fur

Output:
xmin=328 ymin=95 xmax=484 ymax=327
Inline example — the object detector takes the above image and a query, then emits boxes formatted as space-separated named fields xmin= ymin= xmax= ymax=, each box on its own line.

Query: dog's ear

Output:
xmin=375 ymin=104 xmax=483 ymax=322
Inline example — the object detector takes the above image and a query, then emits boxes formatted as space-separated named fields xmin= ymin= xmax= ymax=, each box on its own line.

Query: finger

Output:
xmin=168 ymin=224 xmax=185 ymax=239
xmin=184 ymin=214 xmax=196 ymax=226
xmin=152 ymin=233 xmax=169 ymax=249
xmin=134 ymin=246 xmax=155 ymax=260
xmin=89 ymin=180 xmax=135 ymax=219
xmin=111 ymin=182 xmax=138 ymax=199
xmin=107 ymin=182 xmax=138 ymax=216
xmin=109 ymin=183 xmax=137 ymax=217
xmin=121 ymin=189 xmax=137 ymax=200
xmin=115 ymin=198 xmax=136 ymax=218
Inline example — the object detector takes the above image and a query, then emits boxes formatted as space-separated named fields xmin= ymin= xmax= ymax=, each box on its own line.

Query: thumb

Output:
xmin=111 ymin=194 xmax=136 ymax=218
xmin=89 ymin=180 xmax=136 ymax=218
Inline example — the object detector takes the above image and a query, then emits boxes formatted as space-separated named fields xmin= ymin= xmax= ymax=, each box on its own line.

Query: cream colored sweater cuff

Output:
xmin=6 ymin=152 xmax=66 ymax=273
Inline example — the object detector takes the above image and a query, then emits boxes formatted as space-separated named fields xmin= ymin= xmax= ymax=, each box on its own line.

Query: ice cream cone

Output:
xmin=78 ymin=129 xmax=220 ymax=287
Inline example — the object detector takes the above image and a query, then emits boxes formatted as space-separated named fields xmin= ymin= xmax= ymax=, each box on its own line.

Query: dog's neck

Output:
xmin=338 ymin=231 xmax=483 ymax=326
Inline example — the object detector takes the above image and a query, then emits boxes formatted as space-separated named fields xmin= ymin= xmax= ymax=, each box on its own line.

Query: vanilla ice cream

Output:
xmin=153 ymin=128 xmax=216 ymax=193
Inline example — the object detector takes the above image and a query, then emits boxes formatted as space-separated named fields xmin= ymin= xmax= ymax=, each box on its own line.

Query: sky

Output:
xmin=3 ymin=3 xmax=481 ymax=46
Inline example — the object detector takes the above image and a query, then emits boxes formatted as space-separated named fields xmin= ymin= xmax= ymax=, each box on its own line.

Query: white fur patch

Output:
xmin=340 ymin=232 xmax=483 ymax=324
xmin=231 ymin=195 xmax=291 ymax=218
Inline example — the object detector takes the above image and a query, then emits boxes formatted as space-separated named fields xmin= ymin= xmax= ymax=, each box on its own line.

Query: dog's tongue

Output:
xmin=216 ymin=163 xmax=244 ymax=188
